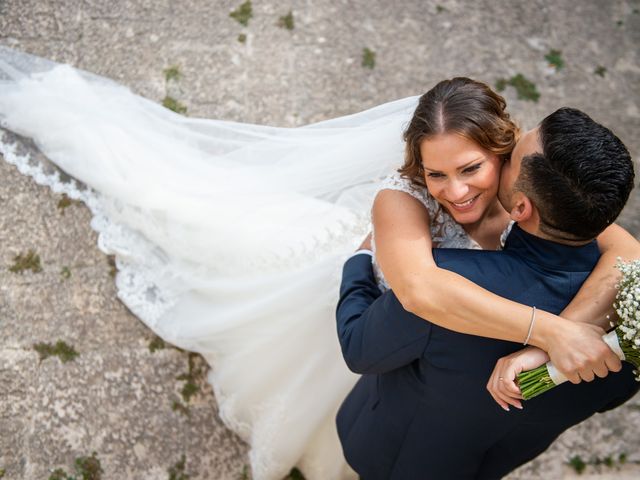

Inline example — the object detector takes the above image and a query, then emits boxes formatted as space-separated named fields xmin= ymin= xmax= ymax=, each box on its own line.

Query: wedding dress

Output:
xmin=0 ymin=47 xmax=482 ymax=480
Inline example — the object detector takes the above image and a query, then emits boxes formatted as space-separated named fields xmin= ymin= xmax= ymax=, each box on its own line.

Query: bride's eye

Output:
xmin=426 ymin=172 xmax=446 ymax=179
xmin=462 ymin=164 xmax=481 ymax=174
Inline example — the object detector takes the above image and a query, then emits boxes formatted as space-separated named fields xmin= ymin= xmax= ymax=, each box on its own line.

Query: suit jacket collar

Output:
xmin=504 ymin=224 xmax=600 ymax=272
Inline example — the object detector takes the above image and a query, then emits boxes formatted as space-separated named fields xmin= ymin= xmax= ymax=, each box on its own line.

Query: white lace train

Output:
xmin=0 ymin=47 xmax=418 ymax=480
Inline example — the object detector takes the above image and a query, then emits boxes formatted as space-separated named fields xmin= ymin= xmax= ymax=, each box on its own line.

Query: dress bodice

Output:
xmin=372 ymin=172 xmax=512 ymax=291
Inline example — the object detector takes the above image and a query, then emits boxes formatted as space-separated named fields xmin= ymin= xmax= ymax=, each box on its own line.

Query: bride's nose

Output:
xmin=445 ymin=179 xmax=469 ymax=201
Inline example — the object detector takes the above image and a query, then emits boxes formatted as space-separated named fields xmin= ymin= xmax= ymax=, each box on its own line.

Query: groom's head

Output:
xmin=499 ymin=107 xmax=634 ymax=243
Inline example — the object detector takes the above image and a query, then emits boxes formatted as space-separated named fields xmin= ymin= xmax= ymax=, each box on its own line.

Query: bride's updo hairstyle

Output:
xmin=399 ymin=77 xmax=519 ymax=187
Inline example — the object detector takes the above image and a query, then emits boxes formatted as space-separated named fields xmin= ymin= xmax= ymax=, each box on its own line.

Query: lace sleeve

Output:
xmin=377 ymin=171 xmax=439 ymax=217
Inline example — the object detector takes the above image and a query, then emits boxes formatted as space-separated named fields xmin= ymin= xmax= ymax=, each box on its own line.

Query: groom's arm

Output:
xmin=336 ymin=253 xmax=432 ymax=374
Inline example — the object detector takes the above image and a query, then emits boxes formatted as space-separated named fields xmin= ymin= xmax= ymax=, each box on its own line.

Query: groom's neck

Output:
xmin=517 ymin=218 xmax=594 ymax=246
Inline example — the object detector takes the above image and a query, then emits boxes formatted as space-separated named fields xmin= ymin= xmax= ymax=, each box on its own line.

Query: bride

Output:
xmin=0 ymin=48 xmax=637 ymax=480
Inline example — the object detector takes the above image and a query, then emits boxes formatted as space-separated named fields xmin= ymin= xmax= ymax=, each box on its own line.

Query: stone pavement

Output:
xmin=1 ymin=0 xmax=639 ymax=478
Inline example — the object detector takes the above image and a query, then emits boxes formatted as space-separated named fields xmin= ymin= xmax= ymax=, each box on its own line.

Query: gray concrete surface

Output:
xmin=1 ymin=0 xmax=639 ymax=479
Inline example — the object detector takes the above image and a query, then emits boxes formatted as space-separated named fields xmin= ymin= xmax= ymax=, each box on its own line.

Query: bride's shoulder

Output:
xmin=377 ymin=171 xmax=436 ymax=213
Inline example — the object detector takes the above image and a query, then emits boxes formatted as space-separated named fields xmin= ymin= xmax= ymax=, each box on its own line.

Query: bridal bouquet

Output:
xmin=518 ymin=259 xmax=640 ymax=400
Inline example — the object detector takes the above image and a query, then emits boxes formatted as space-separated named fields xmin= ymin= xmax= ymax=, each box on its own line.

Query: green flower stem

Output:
xmin=518 ymin=329 xmax=640 ymax=400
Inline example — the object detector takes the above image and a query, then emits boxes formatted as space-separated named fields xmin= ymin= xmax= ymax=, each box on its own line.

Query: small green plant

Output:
xmin=164 ymin=65 xmax=181 ymax=83
xmin=149 ymin=336 xmax=166 ymax=353
xmin=48 ymin=452 xmax=102 ymax=480
xmin=616 ymin=19 xmax=624 ymax=27
xmin=57 ymin=194 xmax=78 ymax=214
xmin=9 ymin=250 xmax=42 ymax=273
xmin=180 ymin=380 xmax=199 ymax=403
xmin=162 ymin=96 xmax=188 ymax=115
xmin=238 ymin=33 xmax=247 ymax=43
xmin=0 ymin=468 xmax=5 ymax=478
xmin=362 ymin=48 xmax=376 ymax=69
xmin=278 ymin=11 xmax=294 ymax=30
xmin=495 ymin=78 xmax=507 ymax=91
xmin=74 ymin=453 xmax=102 ymax=480
xmin=495 ymin=74 xmax=540 ymax=102
xmin=61 ymin=266 xmax=71 ymax=279
xmin=568 ymin=455 xmax=586 ymax=474
xmin=230 ymin=0 xmax=253 ymax=26
xmin=49 ymin=469 xmax=72 ymax=480
xmin=283 ymin=467 xmax=306 ymax=479
xmin=34 ymin=340 xmax=79 ymax=363
xmin=176 ymin=353 xmax=202 ymax=403
xmin=106 ymin=255 xmax=117 ymax=277
xmin=436 ymin=5 xmax=447 ymax=13
xmin=567 ymin=452 xmax=634 ymax=474
xmin=594 ymin=65 xmax=607 ymax=77
xmin=171 ymin=399 xmax=190 ymax=416
xmin=239 ymin=465 xmax=250 ymax=480
xmin=544 ymin=49 xmax=564 ymax=70
xmin=168 ymin=455 xmax=190 ymax=480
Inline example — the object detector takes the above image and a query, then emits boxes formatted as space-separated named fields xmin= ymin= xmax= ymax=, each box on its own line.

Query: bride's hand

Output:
xmin=487 ymin=346 xmax=549 ymax=411
xmin=543 ymin=320 xmax=622 ymax=384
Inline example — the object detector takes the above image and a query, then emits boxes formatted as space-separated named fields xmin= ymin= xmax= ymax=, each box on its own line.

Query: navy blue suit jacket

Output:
xmin=336 ymin=225 xmax=638 ymax=480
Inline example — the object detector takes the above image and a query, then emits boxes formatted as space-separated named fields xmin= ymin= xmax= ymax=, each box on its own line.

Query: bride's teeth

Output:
xmin=453 ymin=197 xmax=475 ymax=207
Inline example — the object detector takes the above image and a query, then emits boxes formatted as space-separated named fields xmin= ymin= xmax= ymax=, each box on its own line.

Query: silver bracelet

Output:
xmin=523 ymin=306 xmax=537 ymax=346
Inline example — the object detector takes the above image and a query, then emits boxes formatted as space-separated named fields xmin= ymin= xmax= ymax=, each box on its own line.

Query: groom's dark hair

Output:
xmin=516 ymin=107 xmax=634 ymax=241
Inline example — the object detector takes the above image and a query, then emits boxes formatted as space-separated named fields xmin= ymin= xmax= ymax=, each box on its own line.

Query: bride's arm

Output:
xmin=560 ymin=224 xmax=640 ymax=327
xmin=373 ymin=189 xmax=619 ymax=382
xmin=375 ymin=189 xmax=553 ymax=343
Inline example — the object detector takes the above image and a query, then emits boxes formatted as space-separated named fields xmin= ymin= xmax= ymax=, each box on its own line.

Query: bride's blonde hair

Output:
xmin=399 ymin=77 xmax=519 ymax=187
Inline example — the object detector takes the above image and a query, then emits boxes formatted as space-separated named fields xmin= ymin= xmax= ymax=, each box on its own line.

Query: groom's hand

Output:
xmin=487 ymin=346 xmax=549 ymax=411
xmin=544 ymin=320 xmax=622 ymax=384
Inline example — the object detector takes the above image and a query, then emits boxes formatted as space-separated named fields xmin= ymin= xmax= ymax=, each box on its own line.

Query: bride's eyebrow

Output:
xmin=423 ymin=156 xmax=486 ymax=172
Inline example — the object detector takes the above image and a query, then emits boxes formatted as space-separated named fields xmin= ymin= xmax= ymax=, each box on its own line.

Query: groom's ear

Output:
xmin=509 ymin=192 xmax=535 ymax=223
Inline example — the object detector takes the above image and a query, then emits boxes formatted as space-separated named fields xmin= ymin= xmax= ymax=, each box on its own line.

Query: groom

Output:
xmin=335 ymin=107 xmax=638 ymax=479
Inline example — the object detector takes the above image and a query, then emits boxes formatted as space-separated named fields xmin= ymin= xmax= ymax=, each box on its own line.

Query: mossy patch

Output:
xmin=594 ymin=65 xmax=607 ymax=77
xmin=49 ymin=469 xmax=71 ymax=480
xmin=149 ymin=336 xmax=167 ymax=353
xmin=176 ymin=353 xmax=202 ymax=403
xmin=34 ymin=340 xmax=79 ymax=363
xmin=164 ymin=65 xmax=181 ymax=83
xmin=362 ymin=48 xmax=376 ymax=69
xmin=567 ymin=452 xmax=634 ymax=474
xmin=0 ymin=468 xmax=5 ymax=478
xmin=238 ymin=33 xmax=247 ymax=43
xmin=74 ymin=453 xmax=102 ymax=480
xmin=162 ymin=96 xmax=188 ymax=115
xmin=616 ymin=19 xmax=624 ymax=27
xmin=283 ymin=467 xmax=306 ymax=479
xmin=568 ymin=455 xmax=586 ymax=474
xmin=278 ymin=11 xmax=294 ymax=30
xmin=57 ymin=194 xmax=80 ymax=214
xmin=436 ymin=5 xmax=447 ymax=13
xmin=171 ymin=399 xmax=190 ymax=417
xmin=239 ymin=465 xmax=250 ymax=480
xmin=9 ymin=250 xmax=42 ymax=273
xmin=495 ymin=74 xmax=540 ymax=102
xmin=61 ymin=266 xmax=72 ymax=279
xmin=106 ymin=255 xmax=117 ymax=277
xmin=48 ymin=452 xmax=102 ymax=480
xmin=168 ymin=455 xmax=191 ymax=480
xmin=544 ymin=49 xmax=564 ymax=70
xmin=230 ymin=1 xmax=253 ymax=27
